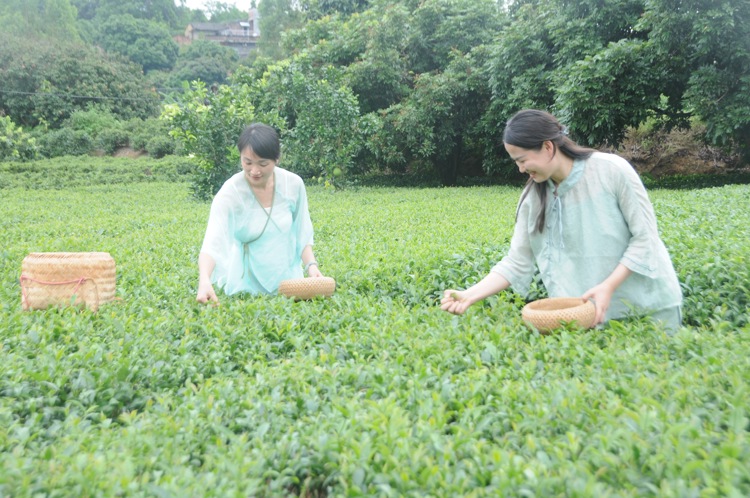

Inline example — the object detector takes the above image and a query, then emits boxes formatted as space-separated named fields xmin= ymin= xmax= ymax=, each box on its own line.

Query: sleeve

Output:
xmin=490 ymin=193 xmax=537 ymax=296
xmin=200 ymin=187 xmax=234 ymax=283
xmin=292 ymin=178 xmax=315 ymax=258
xmin=614 ymin=160 xmax=660 ymax=278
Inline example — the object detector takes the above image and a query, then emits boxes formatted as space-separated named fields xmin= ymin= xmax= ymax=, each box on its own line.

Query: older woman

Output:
xmin=197 ymin=123 xmax=323 ymax=304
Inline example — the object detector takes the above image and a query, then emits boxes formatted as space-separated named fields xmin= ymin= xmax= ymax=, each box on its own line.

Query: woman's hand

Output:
xmin=441 ymin=289 xmax=472 ymax=315
xmin=307 ymin=265 xmax=323 ymax=278
xmin=583 ymin=264 xmax=633 ymax=324
xmin=440 ymin=272 xmax=511 ymax=316
xmin=582 ymin=284 xmax=614 ymax=325
xmin=197 ymin=279 xmax=219 ymax=305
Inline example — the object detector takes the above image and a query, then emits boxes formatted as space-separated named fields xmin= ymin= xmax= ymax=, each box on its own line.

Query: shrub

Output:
xmin=124 ymin=117 xmax=174 ymax=153
xmin=64 ymin=107 xmax=120 ymax=139
xmin=146 ymin=136 xmax=175 ymax=158
xmin=37 ymin=128 xmax=93 ymax=158
xmin=163 ymin=80 xmax=283 ymax=201
xmin=0 ymin=116 xmax=39 ymax=162
xmin=96 ymin=128 xmax=130 ymax=154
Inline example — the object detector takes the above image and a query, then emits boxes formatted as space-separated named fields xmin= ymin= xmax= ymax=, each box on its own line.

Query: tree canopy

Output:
xmin=0 ymin=35 xmax=159 ymax=128
xmin=2 ymin=0 xmax=748 ymax=177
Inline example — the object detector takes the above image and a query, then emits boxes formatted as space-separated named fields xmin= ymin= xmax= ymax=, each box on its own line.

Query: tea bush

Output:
xmin=0 ymin=156 xmax=191 ymax=190
xmin=0 ymin=172 xmax=748 ymax=496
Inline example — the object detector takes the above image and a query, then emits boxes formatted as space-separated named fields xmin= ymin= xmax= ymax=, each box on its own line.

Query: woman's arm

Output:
xmin=301 ymin=245 xmax=323 ymax=278
xmin=441 ymin=271 xmax=511 ymax=315
xmin=197 ymin=252 xmax=219 ymax=304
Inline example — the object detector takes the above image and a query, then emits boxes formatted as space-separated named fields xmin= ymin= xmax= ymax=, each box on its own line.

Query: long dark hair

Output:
xmin=503 ymin=109 xmax=595 ymax=233
xmin=238 ymin=123 xmax=281 ymax=161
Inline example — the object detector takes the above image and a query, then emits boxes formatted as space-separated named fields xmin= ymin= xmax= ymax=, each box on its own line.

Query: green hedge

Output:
xmin=0 ymin=155 xmax=193 ymax=190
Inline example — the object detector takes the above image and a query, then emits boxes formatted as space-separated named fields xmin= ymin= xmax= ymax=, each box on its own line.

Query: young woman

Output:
xmin=441 ymin=109 xmax=682 ymax=331
xmin=197 ymin=123 xmax=324 ymax=304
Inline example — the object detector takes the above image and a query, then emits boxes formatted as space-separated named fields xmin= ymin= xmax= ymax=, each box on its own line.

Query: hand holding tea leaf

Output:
xmin=441 ymin=289 xmax=471 ymax=315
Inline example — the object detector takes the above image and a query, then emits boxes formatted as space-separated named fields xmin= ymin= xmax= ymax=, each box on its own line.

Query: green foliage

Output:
xmin=167 ymin=59 xmax=234 ymax=88
xmin=637 ymin=0 xmax=750 ymax=153
xmin=73 ymin=0 xmax=179 ymax=27
xmin=36 ymin=128 xmax=94 ymax=158
xmin=0 ymin=35 xmax=159 ymax=128
xmin=0 ymin=175 xmax=748 ymax=495
xmin=0 ymin=117 xmax=39 ymax=162
xmin=0 ymin=155 xmax=190 ymax=190
xmin=163 ymin=80 xmax=283 ymax=201
xmin=96 ymin=128 xmax=130 ymax=155
xmin=235 ymin=61 xmax=364 ymax=180
xmin=654 ymin=186 xmax=750 ymax=328
xmin=145 ymin=136 xmax=176 ymax=159
xmin=301 ymin=0 xmax=372 ymax=20
xmin=166 ymin=40 xmax=240 ymax=88
xmin=94 ymin=15 xmax=179 ymax=72
xmin=342 ymin=6 xmax=413 ymax=114
xmin=685 ymin=70 xmax=750 ymax=161
xmin=121 ymin=117 xmax=175 ymax=154
xmin=63 ymin=107 xmax=120 ymax=139
xmin=555 ymin=39 xmax=660 ymax=146
xmin=405 ymin=0 xmax=504 ymax=73
xmin=0 ymin=0 xmax=80 ymax=41
xmin=374 ymin=49 xmax=491 ymax=185
xmin=258 ymin=0 xmax=306 ymax=60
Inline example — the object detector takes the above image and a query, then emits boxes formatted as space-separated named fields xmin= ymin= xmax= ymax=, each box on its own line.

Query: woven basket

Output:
xmin=20 ymin=252 xmax=116 ymax=311
xmin=278 ymin=277 xmax=336 ymax=300
xmin=521 ymin=297 xmax=596 ymax=333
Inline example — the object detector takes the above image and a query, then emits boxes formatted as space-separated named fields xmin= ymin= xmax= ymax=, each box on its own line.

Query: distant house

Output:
xmin=181 ymin=8 xmax=260 ymax=58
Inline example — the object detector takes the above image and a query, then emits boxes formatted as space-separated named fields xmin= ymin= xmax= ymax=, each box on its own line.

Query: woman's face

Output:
xmin=241 ymin=146 xmax=276 ymax=187
xmin=504 ymin=141 xmax=565 ymax=184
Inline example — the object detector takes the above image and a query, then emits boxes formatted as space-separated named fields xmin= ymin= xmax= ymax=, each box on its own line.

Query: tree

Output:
xmin=94 ymin=15 xmax=179 ymax=72
xmin=202 ymin=1 xmax=246 ymax=22
xmin=0 ymin=35 xmax=159 ymax=128
xmin=374 ymin=48 xmax=492 ymax=185
xmin=232 ymin=60 xmax=364 ymax=180
xmin=405 ymin=0 xmax=504 ymax=74
xmin=164 ymin=40 xmax=239 ymax=88
xmin=258 ymin=0 xmax=305 ymax=60
xmin=300 ymin=0 xmax=371 ymax=19
xmin=639 ymin=0 xmax=750 ymax=158
xmin=73 ymin=0 xmax=179 ymax=27
xmin=0 ymin=0 xmax=80 ymax=40
xmin=163 ymin=80 xmax=284 ymax=200
xmin=555 ymin=39 xmax=662 ymax=146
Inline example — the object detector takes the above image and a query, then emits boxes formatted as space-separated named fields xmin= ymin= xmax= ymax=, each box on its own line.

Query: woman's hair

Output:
xmin=238 ymin=123 xmax=281 ymax=161
xmin=504 ymin=109 xmax=595 ymax=233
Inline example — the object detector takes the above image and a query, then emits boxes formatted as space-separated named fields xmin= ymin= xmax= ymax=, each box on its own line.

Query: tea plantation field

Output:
xmin=1 ymin=163 xmax=749 ymax=496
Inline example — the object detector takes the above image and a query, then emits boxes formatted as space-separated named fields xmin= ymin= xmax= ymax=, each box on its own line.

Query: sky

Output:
xmin=179 ymin=0 xmax=253 ymax=11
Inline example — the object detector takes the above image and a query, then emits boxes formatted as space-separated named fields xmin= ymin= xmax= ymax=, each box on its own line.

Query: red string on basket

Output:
xmin=19 ymin=274 xmax=98 ymax=309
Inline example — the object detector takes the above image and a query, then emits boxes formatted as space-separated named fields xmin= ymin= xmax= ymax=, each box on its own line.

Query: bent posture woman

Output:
xmin=441 ymin=109 xmax=682 ymax=332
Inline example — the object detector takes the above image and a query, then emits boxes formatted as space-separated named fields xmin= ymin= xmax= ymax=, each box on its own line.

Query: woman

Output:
xmin=441 ymin=109 xmax=682 ymax=331
xmin=197 ymin=123 xmax=323 ymax=304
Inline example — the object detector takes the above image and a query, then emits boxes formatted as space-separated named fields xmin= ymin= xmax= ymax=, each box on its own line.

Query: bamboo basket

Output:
xmin=521 ymin=297 xmax=596 ymax=334
xmin=20 ymin=252 xmax=116 ymax=311
xmin=278 ymin=277 xmax=336 ymax=300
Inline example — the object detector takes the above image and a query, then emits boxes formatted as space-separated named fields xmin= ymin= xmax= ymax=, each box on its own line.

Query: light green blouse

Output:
xmin=200 ymin=167 xmax=314 ymax=295
xmin=492 ymin=152 xmax=682 ymax=322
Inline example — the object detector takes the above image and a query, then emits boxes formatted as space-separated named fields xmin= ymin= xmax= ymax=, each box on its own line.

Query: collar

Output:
xmin=546 ymin=158 xmax=584 ymax=196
